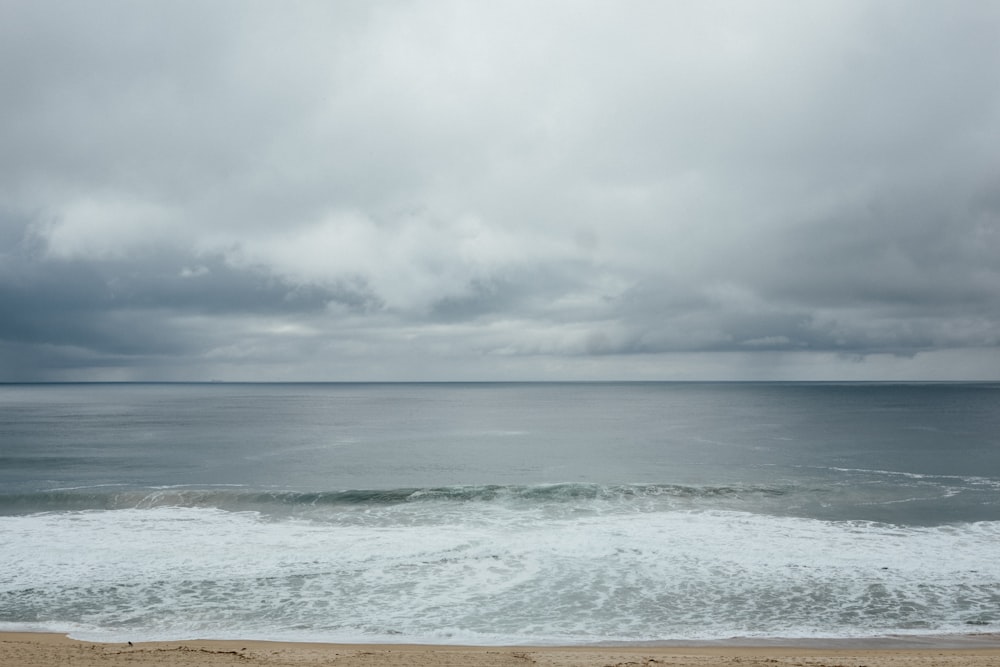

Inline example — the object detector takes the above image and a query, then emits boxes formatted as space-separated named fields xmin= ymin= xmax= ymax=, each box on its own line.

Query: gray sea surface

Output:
xmin=1 ymin=382 xmax=999 ymax=644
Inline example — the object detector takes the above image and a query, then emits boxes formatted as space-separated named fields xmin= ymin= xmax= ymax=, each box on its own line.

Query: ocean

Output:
xmin=1 ymin=381 xmax=999 ymax=645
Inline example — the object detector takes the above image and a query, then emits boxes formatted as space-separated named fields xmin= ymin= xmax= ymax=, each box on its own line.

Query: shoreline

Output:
xmin=4 ymin=632 xmax=1000 ymax=667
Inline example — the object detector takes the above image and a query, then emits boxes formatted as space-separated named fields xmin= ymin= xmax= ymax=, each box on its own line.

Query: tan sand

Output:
xmin=4 ymin=633 xmax=1000 ymax=667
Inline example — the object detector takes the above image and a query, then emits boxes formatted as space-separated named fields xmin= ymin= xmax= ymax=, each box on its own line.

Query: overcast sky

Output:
xmin=1 ymin=1 xmax=999 ymax=381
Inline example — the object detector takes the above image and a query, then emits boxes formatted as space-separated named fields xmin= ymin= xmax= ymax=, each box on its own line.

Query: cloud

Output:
xmin=1 ymin=0 xmax=999 ymax=380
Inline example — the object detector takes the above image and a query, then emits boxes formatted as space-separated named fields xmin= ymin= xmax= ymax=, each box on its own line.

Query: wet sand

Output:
xmin=4 ymin=633 xmax=1000 ymax=666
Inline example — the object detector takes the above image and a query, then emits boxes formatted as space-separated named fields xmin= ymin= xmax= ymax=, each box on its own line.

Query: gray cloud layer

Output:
xmin=2 ymin=1 xmax=999 ymax=380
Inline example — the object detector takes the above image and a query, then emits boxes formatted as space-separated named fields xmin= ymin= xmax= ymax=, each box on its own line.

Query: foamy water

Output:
xmin=2 ymin=485 xmax=999 ymax=643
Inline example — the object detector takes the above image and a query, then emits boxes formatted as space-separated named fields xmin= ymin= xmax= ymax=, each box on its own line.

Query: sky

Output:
xmin=1 ymin=0 xmax=999 ymax=382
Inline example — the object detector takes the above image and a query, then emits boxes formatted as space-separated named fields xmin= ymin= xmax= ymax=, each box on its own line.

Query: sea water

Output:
xmin=1 ymin=382 xmax=998 ymax=644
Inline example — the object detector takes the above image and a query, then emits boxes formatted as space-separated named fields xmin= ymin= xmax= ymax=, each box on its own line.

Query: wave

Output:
xmin=0 ymin=482 xmax=793 ymax=515
xmin=821 ymin=466 xmax=1000 ymax=490
xmin=5 ymin=475 xmax=996 ymax=526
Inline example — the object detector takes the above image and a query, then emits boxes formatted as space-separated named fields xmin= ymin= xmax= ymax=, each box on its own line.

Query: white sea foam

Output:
xmin=824 ymin=466 xmax=1000 ymax=490
xmin=2 ymin=503 xmax=998 ymax=644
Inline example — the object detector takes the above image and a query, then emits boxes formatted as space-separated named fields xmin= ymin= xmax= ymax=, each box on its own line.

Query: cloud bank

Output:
xmin=2 ymin=1 xmax=999 ymax=380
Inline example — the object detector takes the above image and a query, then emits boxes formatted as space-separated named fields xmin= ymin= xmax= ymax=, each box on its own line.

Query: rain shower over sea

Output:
xmin=1 ymin=382 xmax=999 ymax=645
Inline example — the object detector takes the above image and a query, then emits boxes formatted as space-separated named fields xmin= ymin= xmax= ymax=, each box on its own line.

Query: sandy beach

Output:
xmin=4 ymin=633 xmax=1000 ymax=667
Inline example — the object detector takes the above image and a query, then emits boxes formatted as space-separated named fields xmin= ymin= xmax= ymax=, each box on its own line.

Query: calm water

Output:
xmin=1 ymin=382 xmax=999 ymax=643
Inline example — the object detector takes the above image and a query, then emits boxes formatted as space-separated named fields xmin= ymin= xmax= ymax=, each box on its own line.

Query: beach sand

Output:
xmin=4 ymin=633 xmax=1000 ymax=666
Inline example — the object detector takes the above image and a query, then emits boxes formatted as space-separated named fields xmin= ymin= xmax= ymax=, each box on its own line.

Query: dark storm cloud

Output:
xmin=0 ymin=236 xmax=378 ymax=378
xmin=1 ymin=1 xmax=999 ymax=380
